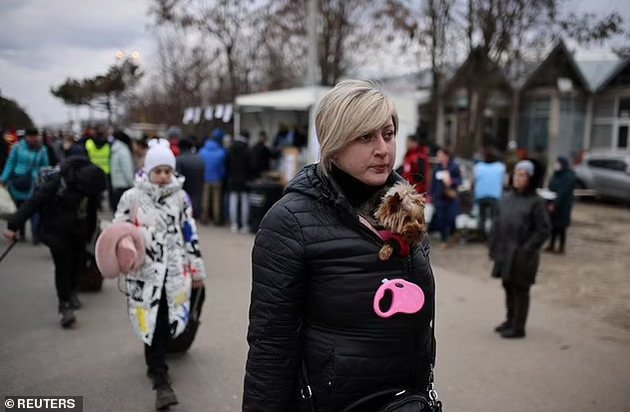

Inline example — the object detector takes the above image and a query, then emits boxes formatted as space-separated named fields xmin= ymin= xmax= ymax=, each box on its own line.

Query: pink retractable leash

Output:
xmin=373 ymin=278 xmax=425 ymax=318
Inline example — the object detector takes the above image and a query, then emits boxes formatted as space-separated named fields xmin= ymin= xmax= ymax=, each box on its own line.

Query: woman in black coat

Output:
xmin=489 ymin=160 xmax=550 ymax=338
xmin=243 ymin=80 xmax=437 ymax=411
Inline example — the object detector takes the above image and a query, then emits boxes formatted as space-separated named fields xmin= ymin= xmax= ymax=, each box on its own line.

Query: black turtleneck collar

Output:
xmin=330 ymin=163 xmax=387 ymax=208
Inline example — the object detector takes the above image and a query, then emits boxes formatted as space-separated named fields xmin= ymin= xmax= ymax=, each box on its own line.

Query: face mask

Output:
xmin=373 ymin=278 xmax=425 ymax=318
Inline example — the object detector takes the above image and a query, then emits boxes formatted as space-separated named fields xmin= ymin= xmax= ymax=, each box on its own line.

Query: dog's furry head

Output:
xmin=375 ymin=182 xmax=426 ymax=241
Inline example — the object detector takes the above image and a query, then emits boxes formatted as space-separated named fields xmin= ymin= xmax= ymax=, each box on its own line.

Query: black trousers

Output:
xmin=477 ymin=197 xmax=499 ymax=241
xmin=549 ymin=226 xmax=567 ymax=251
xmin=48 ymin=235 xmax=85 ymax=304
xmin=502 ymin=280 xmax=530 ymax=332
xmin=14 ymin=200 xmax=38 ymax=240
xmin=144 ymin=288 xmax=170 ymax=384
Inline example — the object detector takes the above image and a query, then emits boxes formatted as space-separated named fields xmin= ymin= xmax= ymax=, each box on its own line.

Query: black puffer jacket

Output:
xmin=243 ymin=164 xmax=436 ymax=412
xmin=8 ymin=157 xmax=105 ymax=244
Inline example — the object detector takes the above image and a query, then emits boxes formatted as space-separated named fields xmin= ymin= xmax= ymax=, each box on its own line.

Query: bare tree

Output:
xmin=381 ymin=0 xmax=458 ymax=142
xmin=126 ymin=28 xmax=217 ymax=127
xmin=151 ymin=0 xmax=268 ymax=100
xmin=266 ymin=0 xmax=384 ymax=87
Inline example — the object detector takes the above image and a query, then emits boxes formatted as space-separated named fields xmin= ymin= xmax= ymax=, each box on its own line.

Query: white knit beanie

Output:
xmin=144 ymin=138 xmax=176 ymax=173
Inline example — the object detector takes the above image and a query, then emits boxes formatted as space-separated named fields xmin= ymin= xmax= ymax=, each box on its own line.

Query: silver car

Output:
xmin=574 ymin=153 xmax=630 ymax=202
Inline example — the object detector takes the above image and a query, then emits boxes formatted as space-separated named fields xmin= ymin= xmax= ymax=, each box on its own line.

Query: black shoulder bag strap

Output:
xmin=426 ymin=291 xmax=442 ymax=410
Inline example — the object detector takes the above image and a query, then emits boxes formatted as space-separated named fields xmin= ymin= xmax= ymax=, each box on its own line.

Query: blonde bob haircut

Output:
xmin=316 ymin=79 xmax=398 ymax=173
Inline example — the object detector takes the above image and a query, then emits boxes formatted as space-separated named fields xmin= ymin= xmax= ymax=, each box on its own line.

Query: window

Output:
xmin=618 ymin=126 xmax=628 ymax=149
xmin=618 ymin=98 xmax=630 ymax=118
xmin=594 ymin=96 xmax=615 ymax=118
xmin=591 ymin=124 xmax=612 ymax=148
xmin=532 ymin=97 xmax=550 ymax=116
xmin=587 ymin=158 xmax=627 ymax=172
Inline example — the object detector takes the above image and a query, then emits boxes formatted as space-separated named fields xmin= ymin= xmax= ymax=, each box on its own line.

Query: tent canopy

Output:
xmin=234 ymin=85 xmax=425 ymax=166
xmin=235 ymin=86 xmax=332 ymax=111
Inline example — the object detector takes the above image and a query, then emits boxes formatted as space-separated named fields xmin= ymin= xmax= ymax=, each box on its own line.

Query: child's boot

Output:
xmin=58 ymin=301 xmax=76 ymax=328
xmin=152 ymin=372 xmax=178 ymax=410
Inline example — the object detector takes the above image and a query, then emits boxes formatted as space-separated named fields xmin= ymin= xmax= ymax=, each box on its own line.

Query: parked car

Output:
xmin=574 ymin=153 xmax=630 ymax=202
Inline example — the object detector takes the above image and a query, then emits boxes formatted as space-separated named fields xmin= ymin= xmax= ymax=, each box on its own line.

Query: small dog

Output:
xmin=374 ymin=182 xmax=427 ymax=261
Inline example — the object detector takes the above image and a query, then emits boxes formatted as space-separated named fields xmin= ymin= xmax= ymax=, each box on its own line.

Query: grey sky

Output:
xmin=0 ymin=0 xmax=628 ymax=128
xmin=0 ymin=0 xmax=153 ymax=127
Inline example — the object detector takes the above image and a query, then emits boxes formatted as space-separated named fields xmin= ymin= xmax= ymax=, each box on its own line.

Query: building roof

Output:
xmin=520 ymin=40 xmax=591 ymax=92
xmin=576 ymin=60 xmax=621 ymax=91
xmin=445 ymin=47 xmax=513 ymax=95
xmin=595 ymin=57 xmax=630 ymax=92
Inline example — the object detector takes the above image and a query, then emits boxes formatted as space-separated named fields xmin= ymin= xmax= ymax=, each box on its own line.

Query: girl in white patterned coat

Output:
xmin=114 ymin=138 xmax=206 ymax=410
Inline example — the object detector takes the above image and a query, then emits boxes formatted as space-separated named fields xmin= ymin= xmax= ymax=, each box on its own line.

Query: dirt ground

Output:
xmin=431 ymin=200 xmax=630 ymax=331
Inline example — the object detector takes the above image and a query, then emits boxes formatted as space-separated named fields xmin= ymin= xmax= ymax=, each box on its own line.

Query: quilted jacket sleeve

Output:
xmin=243 ymin=201 xmax=306 ymax=411
xmin=7 ymin=177 xmax=58 ymax=232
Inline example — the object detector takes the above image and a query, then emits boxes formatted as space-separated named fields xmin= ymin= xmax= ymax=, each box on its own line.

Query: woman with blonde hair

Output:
xmin=243 ymin=80 xmax=438 ymax=411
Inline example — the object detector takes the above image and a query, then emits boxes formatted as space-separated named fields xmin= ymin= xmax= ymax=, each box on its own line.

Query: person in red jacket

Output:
xmin=166 ymin=126 xmax=182 ymax=157
xmin=401 ymin=134 xmax=431 ymax=194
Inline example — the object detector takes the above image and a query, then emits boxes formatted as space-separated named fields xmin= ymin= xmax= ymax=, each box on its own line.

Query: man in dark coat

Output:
xmin=176 ymin=138 xmax=205 ymax=219
xmin=226 ymin=130 xmax=253 ymax=233
xmin=3 ymin=156 xmax=107 ymax=328
xmin=545 ymin=156 xmax=575 ymax=254
xmin=489 ymin=160 xmax=550 ymax=338
xmin=250 ymin=131 xmax=275 ymax=179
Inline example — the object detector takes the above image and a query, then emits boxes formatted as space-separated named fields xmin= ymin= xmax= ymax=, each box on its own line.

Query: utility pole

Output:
xmin=306 ymin=0 xmax=319 ymax=86
xmin=306 ymin=0 xmax=321 ymax=164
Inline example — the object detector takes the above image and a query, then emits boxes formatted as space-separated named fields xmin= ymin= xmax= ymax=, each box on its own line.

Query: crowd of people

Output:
xmin=1 ymin=79 xmax=579 ymax=411
xmin=399 ymin=131 xmax=577 ymax=339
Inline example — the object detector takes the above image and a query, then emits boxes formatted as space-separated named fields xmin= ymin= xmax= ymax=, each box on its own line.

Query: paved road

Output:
xmin=1 ymin=225 xmax=629 ymax=411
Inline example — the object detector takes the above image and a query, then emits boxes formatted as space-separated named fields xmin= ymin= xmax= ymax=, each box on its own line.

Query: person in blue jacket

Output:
xmin=0 ymin=128 xmax=49 ymax=240
xmin=199 ymin=129 xmax=226 ymax=225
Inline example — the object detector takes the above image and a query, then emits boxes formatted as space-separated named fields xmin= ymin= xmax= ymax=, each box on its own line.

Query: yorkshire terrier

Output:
xmin=374 ymin=181 xmax=427 ymax=261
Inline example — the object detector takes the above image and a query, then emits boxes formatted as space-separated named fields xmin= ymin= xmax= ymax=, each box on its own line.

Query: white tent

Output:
xmin=234 ymin=85 xmax=429 ymax=167
xmin=235 ymin=86 xmax=330 ymax=164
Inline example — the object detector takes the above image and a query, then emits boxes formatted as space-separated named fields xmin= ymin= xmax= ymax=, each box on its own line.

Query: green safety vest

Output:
xmin=85 ymin=139 xmax=111 ymax=174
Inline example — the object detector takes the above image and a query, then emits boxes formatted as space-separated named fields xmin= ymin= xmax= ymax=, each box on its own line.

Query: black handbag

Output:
xmin=299 ymin=298 xmax=443 ymax=412
xmin=341 ymin=388 xmax=439 ymax=412
xmin=79 ymin=254 xmax=104 ymax=292
xmin=166 ymin=285 xmax=205 ymax=353
xmin=11 ymin=173 xmax=33 ymax=191
xmin=300 ymin=362 xmax=442 ymax=412
xmin=10 ymin=151 xmax=41 ymax=191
